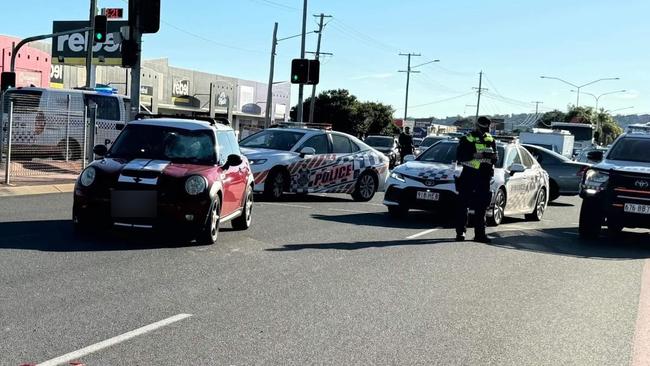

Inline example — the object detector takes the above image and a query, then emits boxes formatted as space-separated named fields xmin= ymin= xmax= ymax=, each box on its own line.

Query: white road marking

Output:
xmin=406 ymin=228 xmax=439 ymax=239
xmin=259 ymin=202 xmax=312 ymax=209
xmin=36 ymin=313 xmax=192 ymax=366
xmin=359 ymin=202 xmax=385 ymax=207
xmin=327 ymin=208 xmax=368 ymax=213
xmin=499 ymin=225 xmax=529 ymax=230
xmin=632 ymin=260 xmax=650 ymax=366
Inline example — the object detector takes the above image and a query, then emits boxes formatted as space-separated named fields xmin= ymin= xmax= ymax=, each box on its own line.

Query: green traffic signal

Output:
xmin=95 ymin=33 xmax=103 ymax=41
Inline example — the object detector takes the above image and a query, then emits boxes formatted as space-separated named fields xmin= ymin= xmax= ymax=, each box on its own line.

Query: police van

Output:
xmin=1 ymin=86 xmax=129 ymax=160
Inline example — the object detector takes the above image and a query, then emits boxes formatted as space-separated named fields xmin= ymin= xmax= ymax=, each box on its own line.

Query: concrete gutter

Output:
xmin=0 ymin=183 xmax=75 ymax=197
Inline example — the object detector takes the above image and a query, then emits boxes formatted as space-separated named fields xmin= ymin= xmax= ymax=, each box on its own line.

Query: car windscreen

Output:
xmin=364 ymin=136 xmax=393 ymax=148
xmin=421 ymin=136 xmax=446 ymax=147
xmin=607 ymin=138 xmax=650 ymax=163
xmin=418 ymin=142 xmax=505 ymax=166
xmin=239 ymin=130 xmax=306 ymax=151
xmin=108 ymin=124 xmax=216 ymax=164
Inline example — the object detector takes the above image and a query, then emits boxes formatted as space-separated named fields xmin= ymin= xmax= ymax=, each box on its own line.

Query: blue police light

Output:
xmin=94 ymin=84 xmax=118 ymax=94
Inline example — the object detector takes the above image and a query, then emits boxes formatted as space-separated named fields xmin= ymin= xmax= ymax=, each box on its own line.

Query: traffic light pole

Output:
xmin=85 ymin=0 xmax=97 ymax=88
xmin=297 ymin=0 xmax=307 ymax=122
xmin=265 ymin=22 xmax=278 ymax=129
xmin=9 ymin=28 xmax=92 ymax=73
xmin=308 ymin=13 xmax=331 ymax=124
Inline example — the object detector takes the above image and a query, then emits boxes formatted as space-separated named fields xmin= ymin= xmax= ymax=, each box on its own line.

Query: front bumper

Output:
xmin=581 ymin=186 xmax=650 ymax=229
xmin=73 ymin=187 xmax=212 ymax=231
xmin=383 ymin=177 xmax=458 ymax=211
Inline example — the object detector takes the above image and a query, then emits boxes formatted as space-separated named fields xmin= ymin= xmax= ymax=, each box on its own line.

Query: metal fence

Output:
xmin=0 ymin=90 xmax=111 ymax=184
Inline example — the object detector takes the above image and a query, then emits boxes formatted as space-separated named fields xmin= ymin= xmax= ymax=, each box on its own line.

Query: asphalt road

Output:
xmin=1 ymin=192 xmax=650 ymax=365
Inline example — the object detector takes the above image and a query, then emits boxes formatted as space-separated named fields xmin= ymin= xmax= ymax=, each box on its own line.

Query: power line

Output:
xmin=248 ymin=0 xmax=299 ymax=11
xmin=396 ymin=92 xmax=475 ymax=110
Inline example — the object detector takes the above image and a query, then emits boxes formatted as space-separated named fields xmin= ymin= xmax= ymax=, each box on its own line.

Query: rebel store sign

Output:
xmin=52 ymin=20 xmax=128 ymax=66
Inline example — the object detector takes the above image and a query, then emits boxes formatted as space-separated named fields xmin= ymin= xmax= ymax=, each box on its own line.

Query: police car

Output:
xmin=578 ymin=129 xmax=650 ymax=238
xmin=384 ymin=138 xmax=549 ymax=225
xmin=239 ymin=123 xmax=389 ymax=201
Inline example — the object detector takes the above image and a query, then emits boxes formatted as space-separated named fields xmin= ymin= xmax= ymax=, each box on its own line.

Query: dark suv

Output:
xmin=73 ymin=115 xmax=254 ymax=244
xmin=578 ymin=131 xmax=650 ymax=238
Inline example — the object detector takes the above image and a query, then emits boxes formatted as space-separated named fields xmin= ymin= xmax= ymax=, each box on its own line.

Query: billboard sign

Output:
xmin=52 ymin=20 xmax=127 ymax=66
xmin=50 ymin=64 xmax=64 ymax=88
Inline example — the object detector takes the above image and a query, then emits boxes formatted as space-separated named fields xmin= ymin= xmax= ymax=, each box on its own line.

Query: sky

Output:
xmin=1 ymin=0 xmax=649 ymax=118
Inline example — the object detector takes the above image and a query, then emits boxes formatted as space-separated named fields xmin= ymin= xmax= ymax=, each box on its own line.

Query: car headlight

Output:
xmin=249 ymin=158 xmax=267 ymax=165
xmin=185 ymin=175 xmax=207 ymax=195
xmin=583 ymin=169 xmax=609 ymax=193
xmin=80 ymin=167 xmax=96 ymax=187
xmin=390 ymin=171 xmax=406 ymax=182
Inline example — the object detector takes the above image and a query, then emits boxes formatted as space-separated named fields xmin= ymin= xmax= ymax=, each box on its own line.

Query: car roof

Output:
xmin=129 ymin=118 xmax=231 ymax=131
xmin=620 ymin=131 xmax=650 ymax=139
xmin=366 ymin=135 xmax=394 ymax=138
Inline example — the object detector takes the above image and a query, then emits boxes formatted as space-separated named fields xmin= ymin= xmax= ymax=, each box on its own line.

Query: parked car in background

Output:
xmin=73 ymin=116 xmax=254 ymax=245
xmin=364 ymin=135 xmax=400 ymax=168
xmin=575 ymin=147 xmax=608 ymax=164
xmin=413 ymin=137 xmax=423 ymax=156
xmin=240 ymin=123 xmax=389 ymax=201
xmin=419 ymin=135 xmax=451 ymax=152
xmin=384 ymin=139 xmax=549 ymax=226
xmin=523 ymin=144 xmax=590 ymax=201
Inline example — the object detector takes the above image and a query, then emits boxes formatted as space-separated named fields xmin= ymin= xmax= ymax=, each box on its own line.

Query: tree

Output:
xmin=536 ymin=110 xmax=566 ymax=128
xmin=290 ymin=89 xmax=396 ymax=137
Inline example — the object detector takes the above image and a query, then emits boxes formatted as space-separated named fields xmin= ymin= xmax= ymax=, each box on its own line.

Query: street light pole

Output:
xmin=540 ymin=76 xmax=620 ymax=106
xmin=398 ymin=55 xmax=439 ymax=123
xmin=265 ymin=22 xmax=278 ymax=128
xmin=297 ymin=0 xmax=308 ymax=122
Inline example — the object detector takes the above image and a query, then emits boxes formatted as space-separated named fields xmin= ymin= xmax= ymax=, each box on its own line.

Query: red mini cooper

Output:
xmin=73 ymin=115 xmax=254 ymax=244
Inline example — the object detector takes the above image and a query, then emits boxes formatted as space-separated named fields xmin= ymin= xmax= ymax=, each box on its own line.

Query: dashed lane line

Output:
xmin=257 ymin=202 xmax=313 ymax=209
xmin=36 ymin=313 xmax=193 ymax=366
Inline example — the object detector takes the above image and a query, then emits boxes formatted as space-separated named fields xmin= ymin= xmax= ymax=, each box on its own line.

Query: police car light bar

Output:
xmin=134 ymin=113 xmax=230 ymax=126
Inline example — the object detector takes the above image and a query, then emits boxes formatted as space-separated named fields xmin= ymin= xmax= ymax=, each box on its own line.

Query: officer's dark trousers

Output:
xmin=455 ymin=170 xmax=492 ymax=237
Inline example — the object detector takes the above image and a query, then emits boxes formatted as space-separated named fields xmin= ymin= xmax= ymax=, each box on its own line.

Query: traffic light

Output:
xmin=121 ymin=39 xmax=139 ymax=68
xmin=291 ymin=59 xmax=309 ymax=84
xmin=129 ymin=0 xmax=161 ymax=34
xmin=1 ymin=71 xmax=16 ymax=92
xmin=308 ymin=59 xmax=320 ymax=85
xmin=93 ymin=15 xmax=107 ymax=44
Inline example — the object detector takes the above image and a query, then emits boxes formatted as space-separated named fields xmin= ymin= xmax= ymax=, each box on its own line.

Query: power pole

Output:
xmin=265 ymin=22 xmax=278 ymax=128
xmin=308 ymin=13 xmax=331 ymax=124
xmin=473 ymin=71 xmax=487 ymax=121
xmin=398 ymin=53 xmax=421 ymax=124
xmin=297 ymin=0 xmax=308 ymax=122
xmin=532 ymin=101 xmax=543 ymax=115
xmin=85 ymin=0 xmax=97 ymax=88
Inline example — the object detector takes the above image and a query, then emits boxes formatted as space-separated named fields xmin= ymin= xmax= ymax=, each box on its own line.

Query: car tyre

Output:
xmin=525 ymin=188 xmax=547 ymax=221
xmin=487 ymin=188 xmax=506 ymax=227
xmin=387 ymin=205 xmax=409 ymax=218
xmin=198 ymin=196 xmax=221 ymax=245
xmin=352 ymin=171 xmax=377 ymax=202
xmin=264 ymin=169 xmax=287 ymax=201
xmin=232 ymin=185 xmax=253 ymax=230
xmin=579 ymin=198 xmax=603 ymax=239
xmin=549 ymin=180 xmax=560 ymax=202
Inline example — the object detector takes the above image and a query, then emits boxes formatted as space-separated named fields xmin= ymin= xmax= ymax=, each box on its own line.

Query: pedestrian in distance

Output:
xmin=454 ymin=116 xmax=498 ymax=243
xmin=398 ymin=126 xmax=414 ymax=164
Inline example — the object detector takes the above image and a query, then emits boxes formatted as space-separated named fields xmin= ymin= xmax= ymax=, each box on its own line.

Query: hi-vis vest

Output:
xmin=461 ymin=133 xmax=495 ymax=170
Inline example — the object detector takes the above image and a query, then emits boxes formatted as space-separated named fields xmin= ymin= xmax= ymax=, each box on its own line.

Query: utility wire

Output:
xmin=396 ymin=92 xmax=475 ymax=110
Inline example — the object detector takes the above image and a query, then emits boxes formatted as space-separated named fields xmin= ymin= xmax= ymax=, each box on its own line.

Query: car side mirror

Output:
xmin=509 ymin=163 xmax=526 ymax=175
xmin=300 ymin=147 xmax=316 ymax=157
xmin=224 ymin=154 xmax=243 ymax=169
xmin=404 ymin=155 xmax=416 ymax=162
xmin=587 ymin=150 xmax=604 ymax=162
xmin=93 ymin=144 xmax=107 ymax=157
xmin=116 ymin=123 xmax=124 ymax=131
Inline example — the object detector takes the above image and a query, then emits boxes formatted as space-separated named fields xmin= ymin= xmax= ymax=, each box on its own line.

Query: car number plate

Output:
xmin=111 ymin=190 xmax=157 ymax=218
xmin=624 ymin=203 xmax=650 ymax=215
xmin=416 ymin=191 xmax=440 ymax=201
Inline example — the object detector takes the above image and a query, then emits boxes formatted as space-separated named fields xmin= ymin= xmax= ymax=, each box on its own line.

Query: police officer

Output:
xmin=398 ymin=127 xmax=414 ymax=164
xmin=455 ymin=116 xmax=498 ymax=243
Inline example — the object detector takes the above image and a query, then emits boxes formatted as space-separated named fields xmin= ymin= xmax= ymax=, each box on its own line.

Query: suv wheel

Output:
xmin=579 ymin=198 xmax=603 ymax=239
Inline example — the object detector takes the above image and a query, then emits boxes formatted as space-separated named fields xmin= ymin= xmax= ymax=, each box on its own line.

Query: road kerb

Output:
xmin=0 ymin=183 xmax=75 ymax=197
